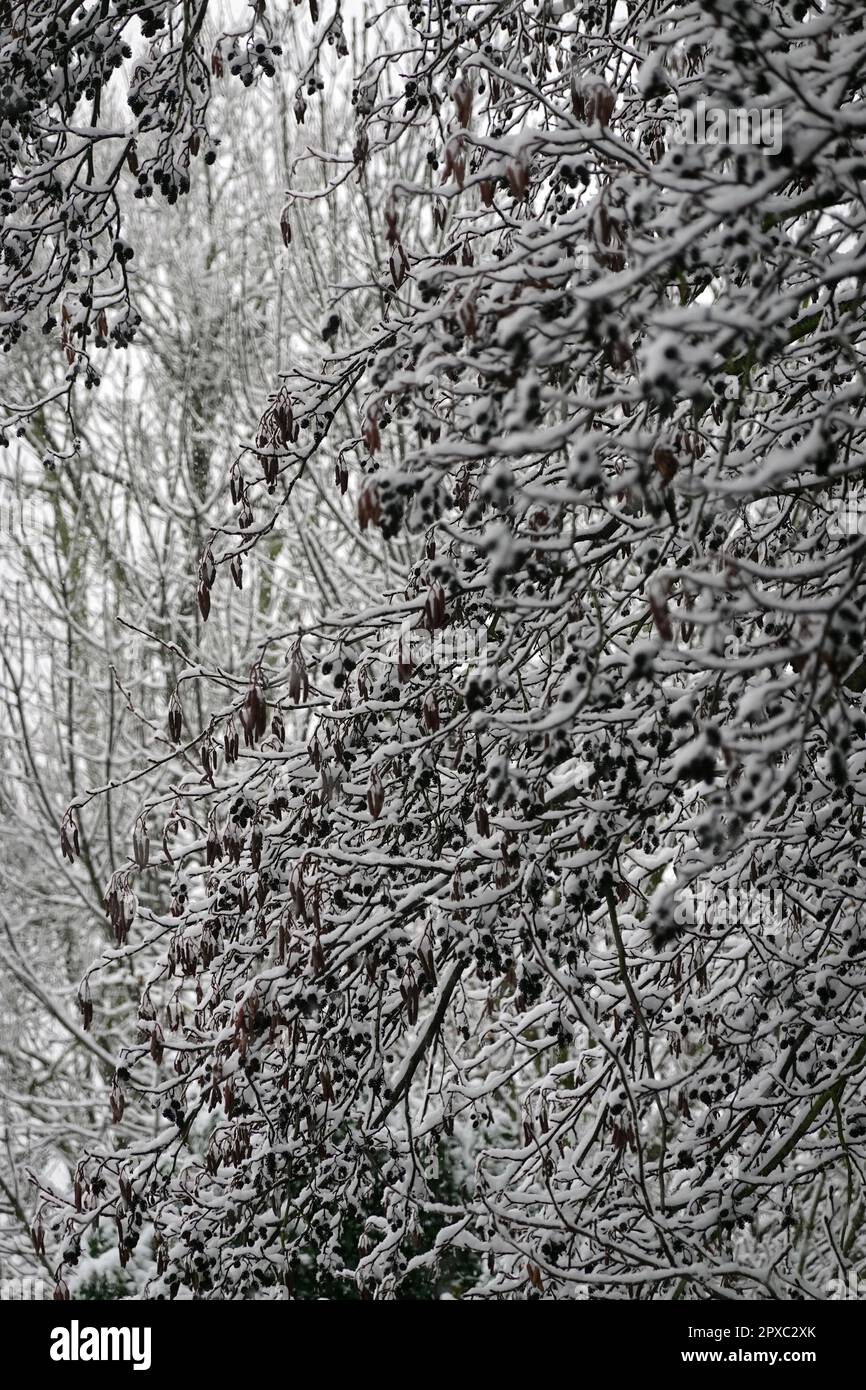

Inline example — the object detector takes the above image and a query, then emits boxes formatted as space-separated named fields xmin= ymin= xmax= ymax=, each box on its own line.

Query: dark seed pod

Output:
xmin=206 ymin=823 xmax=223 ymax=867
xmin=60 ymin=810 xmax=80 ymax=863
xmin=424 ymin=580 xmax=446 ymax=630
xmin=367 ymin=766 xmax=385 ymax=819
xmin=201 ymin=739 xmax=217 ymax=782
xmin=240 ymin=679 xmax=267 ymax=746
xmin=310 ymin=934 xmax=325 ymax=976
xmin=358 ymin=481 xmax=381 ymax=530
xmin=250 ymin=824 xmax=263 ymax=869
xmin=287 ymin=641 xmax=309 ymax=704
xmin=422 ymin=690 xmax=440 ymax=732
xmin=229 ymin=461 xmax=243 ymax=505
xmin=224 ymin=716 xmax=239 ymax=763
xmin=200 ymin=545 xmax=216 ymax=588
xmin=167 ymin=691 xmax=184 ymax=743
xmin=110 ymin=1079 xmax=125 ymax=1123
xmin=132 ymin=816 xmax=149 ymax=869
xmin=78 ymin=981 xmax=93 ymax=1031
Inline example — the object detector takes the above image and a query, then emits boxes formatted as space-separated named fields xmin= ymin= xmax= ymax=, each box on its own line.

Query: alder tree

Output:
xmin=3 ymin=0 xmax=866 ymax=1298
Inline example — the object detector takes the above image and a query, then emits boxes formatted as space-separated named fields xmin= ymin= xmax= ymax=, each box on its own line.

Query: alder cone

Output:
xmin=37 ymin=0 xmax=866 ymax=1306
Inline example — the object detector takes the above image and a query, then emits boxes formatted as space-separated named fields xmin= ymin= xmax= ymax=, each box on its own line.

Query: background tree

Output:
xmin=4 ymin=0 xmax=866 ymax=1300
xmin=0 ymin=13 xmax=378 ymax=1292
